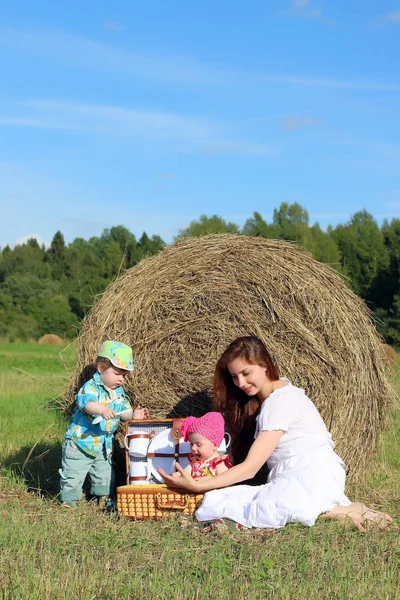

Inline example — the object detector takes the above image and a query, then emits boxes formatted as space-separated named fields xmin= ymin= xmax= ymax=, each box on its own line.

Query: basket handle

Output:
xmin=172 ymin=418 xmax=183 ymax=464
xmin=155 ymin=493 xmax=189 ymax=510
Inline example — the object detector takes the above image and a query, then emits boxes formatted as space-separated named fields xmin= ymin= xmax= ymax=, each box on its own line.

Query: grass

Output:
xmin=0 ymin=343 xmax=399 ymax=600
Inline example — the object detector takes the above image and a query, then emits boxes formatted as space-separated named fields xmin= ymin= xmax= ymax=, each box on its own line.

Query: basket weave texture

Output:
xmin=117 ymin=484 xmax=204 ymax=520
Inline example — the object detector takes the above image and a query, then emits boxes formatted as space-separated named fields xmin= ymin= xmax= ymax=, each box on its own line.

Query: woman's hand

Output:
xmin=161 ymin=429 xmax=284 ymax=493
xmin=158 ymin=463 xmax=201 ymax=492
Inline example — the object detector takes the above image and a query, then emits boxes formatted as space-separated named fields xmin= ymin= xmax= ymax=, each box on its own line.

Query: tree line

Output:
xmin=1 ymin=202 xmax=399 ymax=345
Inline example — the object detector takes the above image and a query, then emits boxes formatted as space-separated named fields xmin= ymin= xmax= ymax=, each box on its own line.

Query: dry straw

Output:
xmin=63 ymin=235 xmax=395 ymax=479
xmin=382 ymin=343 xmax=397 ymax=366
xmin=38 ymin=334 xmax=64 ymax=345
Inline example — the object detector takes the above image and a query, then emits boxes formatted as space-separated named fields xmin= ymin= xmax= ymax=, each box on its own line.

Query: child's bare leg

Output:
xmin=321 ymin=503 xmax=394 ymax=531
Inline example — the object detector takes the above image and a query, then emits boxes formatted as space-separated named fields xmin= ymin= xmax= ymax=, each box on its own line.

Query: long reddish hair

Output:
xmin=213 ymin=336 xmax=279 ymax=466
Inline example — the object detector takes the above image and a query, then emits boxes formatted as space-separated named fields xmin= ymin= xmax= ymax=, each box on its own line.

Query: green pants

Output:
xmin=59 ymin=439 xmax=115 ymax=503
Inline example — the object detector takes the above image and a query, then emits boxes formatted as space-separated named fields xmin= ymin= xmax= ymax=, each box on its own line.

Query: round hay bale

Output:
xmin=38 ymin=334 xmax=64 ymax=345
xmin=64 ymin=235 xmax=395 ymax=479
xmin=382 ymin=343 xmax=397 ymax=366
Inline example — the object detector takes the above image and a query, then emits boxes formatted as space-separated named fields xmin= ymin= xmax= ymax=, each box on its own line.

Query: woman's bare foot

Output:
xmin=322 ymin=502 xmax=396 ymax=532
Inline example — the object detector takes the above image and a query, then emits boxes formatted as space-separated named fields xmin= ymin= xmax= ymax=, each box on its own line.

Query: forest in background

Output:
xmin=1 ymin=202 xmax=399 ymax=345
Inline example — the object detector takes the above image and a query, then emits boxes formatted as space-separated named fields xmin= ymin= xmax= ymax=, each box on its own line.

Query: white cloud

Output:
xmin=292 ymin=0 xmax=312 ymax=10
xmin=273 ymin=76 xmax=400 ymax=90
xmin=0 ymin=26 xmax=227 ymax=86
xmin=1 ymin=26 xmax=398 ymax=91
xmin=310 ymin=212 xmax=350 ymax=221
xmin=384 ymin=12 xmax=400 ymax=23
xmin=1 ymin=99 xmax=279 ymax=157
xmin=5 ymin=99 xmax=213 ymax=141
xmin=384 ymin=201 xmax=400 ymax=208
xmin=279 ymin=0 xmax=332 ymax=23
xmin=155 ymin=172 xmax=177 ymax=179
xmin=202 ymin=141 xmax=277 ymax=156
xmin=14 ymin=234 xmax=50 ymax=248
xmin=0 ymin=116 xmax=81 ymax=130
xmin=104 ymin=21 xmax=124 ymax=31
xmin=283 ymin=115 xmax=322 ymax=131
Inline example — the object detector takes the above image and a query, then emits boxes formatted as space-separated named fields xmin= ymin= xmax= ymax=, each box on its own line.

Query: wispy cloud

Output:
xmin=0 ymin=26 xmax=227 ymax=86
xmin=155 ymin=172 xmax=177 ymax=179
xmin=278 ymin=0 xmax=332 ymax=23
xmin=60 ymin=217 xmax=111 ymax=230
xmin=0 ymin=98 xmax=278 ymax=157
xmin=14 ymin=234 xmax=49 ymax=248
xmin=5 ymin=99 xmax=213 ymax=141
xmin=310 ymin=212 xmax=353 ymax=222
xmin=0 ymin=26 xmax=398 ymax=91
xmin=342 ymin=141 xmax=400 ymax=176
xmin=384 ymin=201 xmax=400 ymax=208
xmin=292 ymin=0 xmax=312 ymax=9
xmin=283 ymin=115 xmax=322 ymax=131
xmin=202 ymin=141 xmax=277 ymax=156
xmin=0 ymin=116 xmax=87 ymax=130
xmin=270 ymin=76 xmax=400 ymax=91
xmin=384 ymin=12 xmax=400 ymax=23
xmin=371 ymin=142 xmax=400 ymax=161
xmin=104 ymin=21 xmax=124 ymax=31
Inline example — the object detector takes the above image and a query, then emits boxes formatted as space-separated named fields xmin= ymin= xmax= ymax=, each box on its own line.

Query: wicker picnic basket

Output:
xmin=117 ymin=483 xmax=204 ymax=520
xmin=117 ymin=418 xmax=204 ymax=520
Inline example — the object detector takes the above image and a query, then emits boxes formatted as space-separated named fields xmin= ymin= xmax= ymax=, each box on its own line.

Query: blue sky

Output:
xmin=1 ymin=0 xmax=399 ymax=248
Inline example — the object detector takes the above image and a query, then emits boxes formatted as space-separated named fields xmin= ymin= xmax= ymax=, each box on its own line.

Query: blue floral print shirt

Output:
xmin=65 ymin=371 xmax=132 ymax=459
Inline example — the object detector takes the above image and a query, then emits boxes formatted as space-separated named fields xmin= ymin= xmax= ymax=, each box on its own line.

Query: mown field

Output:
xmin=0 ymin=343 xmax=399 ymax=600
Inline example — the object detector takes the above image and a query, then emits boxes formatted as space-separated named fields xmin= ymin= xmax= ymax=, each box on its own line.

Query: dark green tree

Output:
xmin=138 ymin=233 xmax=165 ymax=256
xmin=65 ymin=238 xmax=107 ymax=319
xmin=376 ymin=219 xmax=400 ymax=309
xmin=103 ymin=240 xmax=124 ymax=279
xmin=331 ymin=210 xmax=389 ymax=299
xmin=242 ymin=212 xmax=277 ymax=238
xmin=375 ymin=295 xmax=400 ymax=346
xmin=176 ymin=215 xmax=239 ymax=239
xmin=33 ymin=294 xmax=79 ymax=338
xmin=273 ymin=202 xmax=309 ymax=240
xmin=46 ymin=231 xmax=67 ymax=280
xmin=0 ymin=238 xmax=50 ymax=281
xmin=308 ymin=223 xmax=342 ymax=268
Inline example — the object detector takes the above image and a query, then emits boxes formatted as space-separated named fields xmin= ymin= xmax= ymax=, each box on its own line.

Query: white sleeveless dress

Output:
xmin=195 ymin=382 xmax=351 ymax=528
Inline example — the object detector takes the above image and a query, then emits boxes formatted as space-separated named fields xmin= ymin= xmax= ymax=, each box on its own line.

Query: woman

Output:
xmin=159 ymin=336 xmax=394 ymax=531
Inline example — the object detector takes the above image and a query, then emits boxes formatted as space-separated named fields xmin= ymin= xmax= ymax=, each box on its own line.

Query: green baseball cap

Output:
xmin=97 ymin=340 xmax=134 ymax=371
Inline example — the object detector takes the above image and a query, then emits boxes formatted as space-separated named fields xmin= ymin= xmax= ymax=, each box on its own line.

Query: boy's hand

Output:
xmin=101 ymin=407 xmax=116 ymax=420
xmin=133 ymin=405 xmax=149 ymax=419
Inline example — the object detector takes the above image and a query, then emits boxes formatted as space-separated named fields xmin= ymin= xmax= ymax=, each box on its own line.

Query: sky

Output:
xmin=0 ymin=0 xmax=400 ymax=248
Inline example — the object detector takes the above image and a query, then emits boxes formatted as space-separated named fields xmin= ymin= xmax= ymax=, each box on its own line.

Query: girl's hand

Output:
xmin=133 ymin=405 xmax=149 ymax=419
xmin=101 ymin=407 xmax=116 ymax=420
xmin=158 ymin=463 xmax=199 ymax=492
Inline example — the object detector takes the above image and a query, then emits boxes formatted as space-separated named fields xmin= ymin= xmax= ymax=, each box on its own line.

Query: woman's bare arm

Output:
xmin=158 ymin=430 xmax=283 ymax=493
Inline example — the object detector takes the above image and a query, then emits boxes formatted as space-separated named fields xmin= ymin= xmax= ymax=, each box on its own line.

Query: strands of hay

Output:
xmin=382 ymin=344 xmax=398 ymax=367
xmin=38 ymin=334 xmax=64 ymax=345
xmin=64 ymin=235 xmax=395 ymax=479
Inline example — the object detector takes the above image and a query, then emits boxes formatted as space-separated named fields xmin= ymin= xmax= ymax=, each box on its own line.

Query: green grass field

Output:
xmin=0 ymin=343 xmax=399 ymax=600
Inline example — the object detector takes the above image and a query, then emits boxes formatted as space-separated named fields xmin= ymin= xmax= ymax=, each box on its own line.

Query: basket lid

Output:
xmin=117 ymin=484 xmax=169 ymax=491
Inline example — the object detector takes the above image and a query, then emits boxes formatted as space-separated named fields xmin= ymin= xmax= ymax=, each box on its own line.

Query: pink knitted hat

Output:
xmin=181 ymin=412 xmax=225 ymax=447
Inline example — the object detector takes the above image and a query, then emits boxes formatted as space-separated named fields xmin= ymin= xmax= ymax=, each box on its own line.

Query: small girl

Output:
xmin=60 ymin=340 xmax=149 ymax=509
xmin=172 ymin=412 xmax=232 ymax=479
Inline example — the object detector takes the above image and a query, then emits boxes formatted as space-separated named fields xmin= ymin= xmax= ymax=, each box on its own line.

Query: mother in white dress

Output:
xmin=159 ymin=336 xmax=394 ymax=531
